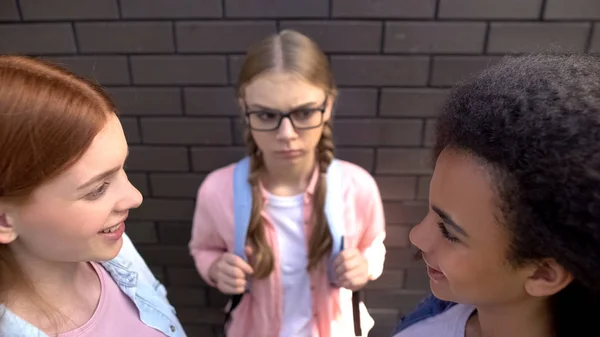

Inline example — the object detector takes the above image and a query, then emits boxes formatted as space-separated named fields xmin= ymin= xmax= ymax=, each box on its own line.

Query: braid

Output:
xmin=307 ymin=121 xmax=334 ymax=271
xmin=244 ymin=129 xmax=274 ymax=279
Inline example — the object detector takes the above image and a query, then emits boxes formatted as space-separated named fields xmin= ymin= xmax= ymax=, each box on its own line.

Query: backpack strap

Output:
xmin=232 ymin=156 xmax=252 ymax=264
xmin=324 ymin=159 xmax=345 ymax=285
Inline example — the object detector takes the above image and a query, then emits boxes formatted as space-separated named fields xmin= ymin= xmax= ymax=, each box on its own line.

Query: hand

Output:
xmin=334 ymin=248 xmax=369 ymax=291
xmin=209 ymin=246 xmax=254 ymax=295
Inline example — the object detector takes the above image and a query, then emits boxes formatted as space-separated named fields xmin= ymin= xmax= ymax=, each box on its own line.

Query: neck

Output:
xmin=6 ymin=241 xmax=99 ymax=331
xmin=262 ymin=152 xmax=317 ymax=195
xmin=469 ymin=299 xmax=553 ymax=337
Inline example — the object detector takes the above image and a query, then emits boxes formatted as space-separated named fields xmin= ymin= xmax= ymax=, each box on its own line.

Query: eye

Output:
xmin=437 ymin=222 xmax=460 ymax=243
xmin=292 ymin=109 xmax=317 ymax=120
xmin=86 ymin=182 xmax=110 ymax=201
xmin=255 ymin=111 xmax=278 ymax=120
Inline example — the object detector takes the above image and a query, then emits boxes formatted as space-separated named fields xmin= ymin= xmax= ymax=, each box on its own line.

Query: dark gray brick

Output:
xmin=0 ymin=0 xmax=19 ymax=21
xmin=126 ymin=173 xmax=150 ymax=196
xmin=20 ymin=0 xmax=119 ymax=20
xmin=177 ymin=306 xmax=223 ymax=325
xmin=191 ymin=147 xmax=246 ymax=172
xmin=383 ymin=225 xmax=411 ymax=248
xmin=157 ymin=222 xmax=192 ymax=244
xmin=184 ymin=87 xmax=238 ymax=116
xmin=376 ymin=149 xmax=433 ymax=174
xmin=380 ymin=89 xmax=447 ymax=117
xmin=137 ymin=245 xmax=194 ymax=265
xmin=126 ymin=221 xmax=158 ymax=244
xmin=430 ymin=56 xmax=502 ymax=87
xmin=439 ymin=0 xmax=542 ymax=19
xmin=335 ymin=148 xmax=375 ymax=173
xmin=416 ymin=176 xmax=431 ymax=200
xmin=335 ymin=88 xmax=378 ymax=117
xmin=127 ymin=146 xmax=189 ymax=172
xmin=375 ymin=176 xmax=416 ymax=201
xmin=120 ymin=117 xmax=141 ymax=144
xmin=0 ymin=24 xmax=76 ymax=55
xmin=231 ymin=118 xmax=247 ymax=145
xmin=227 ymin=55 xmax=244 ymax=84
xmin=43 ymin=56 xmax=130 ymax=85
xmin=384 ymin=22 xmax=486 ymax=54
xmin=384 ymin=202 xmax=429 ymax=225
xmin=76 ymin=22 xmax=174 ymax=54
xmin=405 ymin=267 xmax=430 ymax=291
xmin=367 ymin=269 xmax=405 ymax=290
xmin=590 ymin=25 xmax=600 ymax=53
xmin=150 ymin=174 xmax=205 ymax=198
xmin=334 ymin=119 xmax=422 ymax=146
xmin=130 ymin=199 xmax=195 ymax=221
xmin=365 ymin=289 xmax=426 ymax=311
xmin=131 ymin=56 xmax=227 ymax=85
xmin=488 ymin=23 xmax=590 ymax=54
xmin=369 ymin=308 xmax=402 ymax=328
xmin=167 ymin=287 xmax=207 ymax=306
xmin=108 ymin=88 xmax=183 ymax=116
xmin=544 ymin=0 xmax=600 ymax=20
xmin=279 ymin=21 xmax=382 ymax=53
xmin=176 ymin=21 xmax=276 ymax=53
xmin=332 ymin=56 xmax=429 ymax=86
xmin=424 ymin=119 xmax=437 ymax=147
xmin=167 ymin=267 xmax=207 ymax=287
xmin=332 ymin=0 xmax=436 ymax=18
xmin=141 ymin=118 xmax=231 ymax=145
xmin=225 ymin=0 xmax=328 ymax=18
xmin=120 ymin=0 xmax=222 ymax=18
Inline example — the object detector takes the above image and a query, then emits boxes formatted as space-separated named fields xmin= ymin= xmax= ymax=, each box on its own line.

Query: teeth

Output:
xmin=102 ymin=224 xmax=120 ymax=233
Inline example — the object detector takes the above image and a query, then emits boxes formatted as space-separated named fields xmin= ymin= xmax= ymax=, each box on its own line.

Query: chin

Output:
xmin=430 ymin=281 xmax=458 ymax=302
xmin=93 ymin=237 xmax=124 ymax=262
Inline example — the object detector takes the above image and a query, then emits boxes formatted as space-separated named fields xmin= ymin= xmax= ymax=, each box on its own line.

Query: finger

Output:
xmin=221 ymin=264 xmax=247 ymax=279
xmin=245 ymin=245 xmax=253 ymax=257
xmin=334 ymin=249 xmax=360 ymax=269
xmin=335 ymin=254 xmax=361 ymax=276
xmin=223 ymin=254 xmax=254 ymax=275
xmin=221 ymin=276 xmax=247 ymax=291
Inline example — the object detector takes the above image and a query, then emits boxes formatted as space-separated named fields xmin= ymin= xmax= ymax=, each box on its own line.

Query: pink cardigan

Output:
xmin=189 ymin=159 xmax=387 ymax=337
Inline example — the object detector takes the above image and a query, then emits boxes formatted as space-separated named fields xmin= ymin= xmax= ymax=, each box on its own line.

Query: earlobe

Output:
xmin=524 ymin=260 xmax=573 ymax=298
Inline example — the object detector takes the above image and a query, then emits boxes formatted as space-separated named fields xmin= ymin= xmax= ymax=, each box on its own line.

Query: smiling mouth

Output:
xmin=99 ymin=223 xmax=121 ymax=234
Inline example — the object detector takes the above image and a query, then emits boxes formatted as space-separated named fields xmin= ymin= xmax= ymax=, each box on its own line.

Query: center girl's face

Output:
xmin=241 ymin=71 xmax=333 ymax=169
xmin=409 ymin=148 xmax=536 ymax=307
xmin=2 ymin=114 xmax=143 ymax=263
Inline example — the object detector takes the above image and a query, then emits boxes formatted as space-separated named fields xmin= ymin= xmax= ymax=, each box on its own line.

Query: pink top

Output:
xmin=59 ymin=262 xmax=166 ymax=337
xmin=189 ymin=160 xmax=387 ymax=337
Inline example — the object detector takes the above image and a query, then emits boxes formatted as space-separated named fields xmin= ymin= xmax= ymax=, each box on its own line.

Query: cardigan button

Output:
xmin=170 ymin=325 xmax=176 ymax=332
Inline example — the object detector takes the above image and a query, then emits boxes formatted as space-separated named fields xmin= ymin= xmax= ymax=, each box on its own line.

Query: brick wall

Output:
xmin=1 ymin=0 xmax=599 ymax=336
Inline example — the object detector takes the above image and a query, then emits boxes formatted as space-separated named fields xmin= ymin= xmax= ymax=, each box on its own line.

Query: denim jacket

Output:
xmin=0 ymin=234 xmax=186 ymax=337
xmin=392 ymin=294 xmax=457 ymax=335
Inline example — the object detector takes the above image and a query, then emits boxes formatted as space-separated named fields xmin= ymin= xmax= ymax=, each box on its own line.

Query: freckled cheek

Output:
xmin=20 ymin=203 xmax=112 ymax=238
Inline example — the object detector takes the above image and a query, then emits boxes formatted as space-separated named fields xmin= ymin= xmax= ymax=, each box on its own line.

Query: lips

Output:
xmin=99 ymin=215 xmax=128 ymax=234
xmin=423 ymin=257 xmax=446 ymax=282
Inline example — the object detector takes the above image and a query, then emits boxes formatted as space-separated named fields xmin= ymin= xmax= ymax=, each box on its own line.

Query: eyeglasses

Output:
xmin=244 ymin=96 xmax=328 ymax=131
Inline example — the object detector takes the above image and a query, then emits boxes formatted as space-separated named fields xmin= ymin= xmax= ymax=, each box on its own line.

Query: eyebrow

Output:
xmin=431 ymin=205 xmax=469 ymax=237
xmin=247 ymin=100 xmax=321 ymax=111
xmin=77 ymin=150 xmax=129 ymax=191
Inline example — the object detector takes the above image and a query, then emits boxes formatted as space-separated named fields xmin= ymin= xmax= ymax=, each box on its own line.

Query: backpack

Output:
xmin=224 ymin=156 xmax=362 ymax=336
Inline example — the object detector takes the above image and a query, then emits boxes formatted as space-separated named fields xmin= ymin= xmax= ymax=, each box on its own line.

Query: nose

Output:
xmin=276 ymin=117 xmax=298 ymax=140
xmin=115 ymin=172 xmax=143 ymax=212
xmin=409 ymin=214 xmax=436 ymax=253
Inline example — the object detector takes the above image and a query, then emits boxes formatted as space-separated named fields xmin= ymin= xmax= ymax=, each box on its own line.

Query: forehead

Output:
xmin=44 ymin=114 xmax=127 ymax=189
xmin=431 ymin=149 xmax=506 ymax=239
xmin=243 ymin=71 xmax=325 ymax=109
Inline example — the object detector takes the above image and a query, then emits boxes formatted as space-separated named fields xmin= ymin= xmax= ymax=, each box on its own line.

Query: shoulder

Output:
xmin=334 ymin=159 xmax=380 ymax=199
xmin=393 ymin=299 xmax=473 ymax=337
xmin=198 ymin=162 xmax=237 ymax=196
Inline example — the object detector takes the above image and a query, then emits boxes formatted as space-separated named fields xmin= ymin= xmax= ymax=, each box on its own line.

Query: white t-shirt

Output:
xmin=265 ymin=192 xmax=312 ymax=337
xmin=393 ymin=304 xmax=476 ymax=337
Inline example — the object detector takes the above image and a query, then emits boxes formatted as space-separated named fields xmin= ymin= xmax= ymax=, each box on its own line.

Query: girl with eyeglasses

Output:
xmin=189 ymin=30 xmax=387 ymax=337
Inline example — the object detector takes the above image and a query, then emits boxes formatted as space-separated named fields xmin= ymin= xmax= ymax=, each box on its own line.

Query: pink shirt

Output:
xmin=59 ymin=262 xmax=166 ymax=337
xmin=189 ymin=160 xmax=387 ymax=337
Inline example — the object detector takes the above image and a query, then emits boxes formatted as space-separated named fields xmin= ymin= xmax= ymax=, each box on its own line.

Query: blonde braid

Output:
xmin=244 ymin=129 xmax=274 ymax=278
xmin=307 ymin=121 xmax=335 ymax=271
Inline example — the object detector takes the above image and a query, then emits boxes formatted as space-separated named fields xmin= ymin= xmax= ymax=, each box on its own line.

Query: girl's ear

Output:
xmin=0 ymin=212 xmax=18 ymax=244
xmin=524 ymin=259 xmax=573 ymax=298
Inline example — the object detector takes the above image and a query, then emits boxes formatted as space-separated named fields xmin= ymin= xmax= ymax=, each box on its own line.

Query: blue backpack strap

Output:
xmin=324 ymin=159 xmax=345 ymax=285
xmin=392 ymin=294 xmax=458 ymax=334
xmin=233 ymin=156 xmax=252 ymax=263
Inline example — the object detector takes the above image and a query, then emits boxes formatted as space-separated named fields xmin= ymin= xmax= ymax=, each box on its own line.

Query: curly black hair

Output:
xmin=434 ymin=53 xmax=600 ymax=336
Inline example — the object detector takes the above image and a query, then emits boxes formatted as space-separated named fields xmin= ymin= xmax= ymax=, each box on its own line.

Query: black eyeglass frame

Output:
xmin=243 ymin=95 xmax=329 ymax=132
